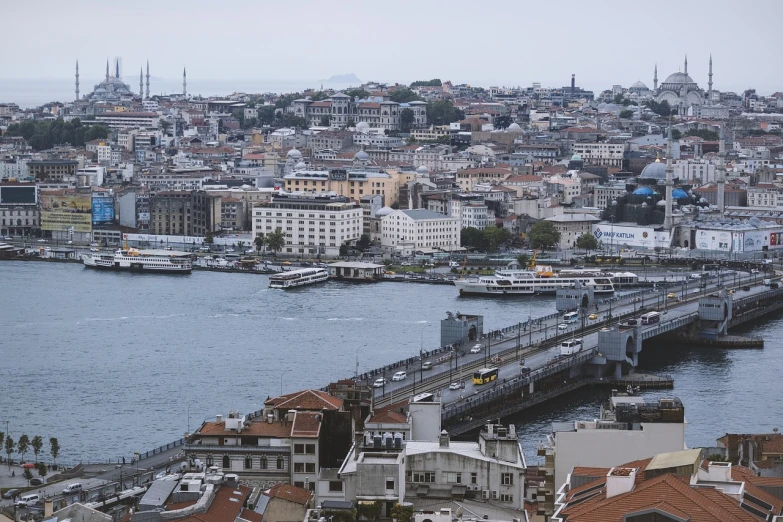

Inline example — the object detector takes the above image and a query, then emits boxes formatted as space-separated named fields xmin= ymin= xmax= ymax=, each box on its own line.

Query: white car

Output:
xmin=90 ymin=247 xmax=99 ymax=252
xmin=448 ymin=382 xmax=461 ymax=390
xmin=373 ymin=378 xmax=387 ymax=388
xmin=392 ymin=371 xmax=407 ymax=381
xmin=226 ymin=248 xmax=235 ymax=253
xmin=66 ymin=240 xmax=73 ymax=245
xmin=470 ymin=344 xmax=483 ymax=353
xmin=90 ymin=242 xmax=99 ymax=247
xmin=558 ymin=323 xmax=569 ymax=330
xmin=37 ymin=239 xmax=47 ymax=243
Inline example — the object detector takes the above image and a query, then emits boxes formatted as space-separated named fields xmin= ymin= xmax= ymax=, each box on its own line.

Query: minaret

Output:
xmin=183 ymin=67 xmax=187 ymax=97
xmin=139 ymin=67 xmax=144 ymax=98
xmin=105 ymin=59 xmax=110 ymax=82
xmin=684 ymin=54 xmax=688 ymax=75
xmin=663 ymin=123 xmax=675 ymax=230
xmin=145 ymin=60 xmax=150 ymax=99
xmin=708 ymin=55 xmax=713 ymax=105
xmin=653 ymin=64 xmax=658 ymax=90
xmin=717 ymin=125 xmax=726 ymax=216
xmin=75 ymin=60 xmax=80 ymax=101
xmin=115 ymin=58 xmax=120 ymax=78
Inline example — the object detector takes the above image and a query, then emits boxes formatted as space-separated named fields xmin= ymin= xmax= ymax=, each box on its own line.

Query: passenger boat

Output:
xmin=82 ymin=247 xmax=192 ymax=274
xmin=453 ymin=266 xmax=616 ymax=296
xmin=268 ymin=267 xmax=329 ymax=289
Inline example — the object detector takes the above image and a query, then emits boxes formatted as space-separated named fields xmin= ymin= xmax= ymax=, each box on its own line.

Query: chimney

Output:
xmin=571 ymin=74 xmax=575 ymax=96
xmin=707 ymin=461 xmax=732 ymax=482
xmin=606 ymin=467 xmax=637 ymax=498
xmin=439 ymin=430 xmax=450 ymax=448
xmin=354 ymin=432 xmax=362 ymax=460
xmin=216 ymin=414 xmax=223 ymax=423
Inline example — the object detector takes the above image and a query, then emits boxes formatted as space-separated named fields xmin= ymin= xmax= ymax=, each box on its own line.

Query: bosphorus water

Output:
xmin=2 ymin=262 xmax=781 ymax=465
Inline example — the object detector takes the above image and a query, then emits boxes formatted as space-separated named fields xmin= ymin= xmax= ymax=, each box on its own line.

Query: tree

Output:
xmin=339 ymin=243 xmax=349 ymax=257
xmin=232 ymin=109 xmax=245 ymax=128
xmin=204 ymin=232 xmax=214 ymax=245
xmin=460 ymin=227 xmax=486 ymax=250
xmin=482 ymin=226 xmax=511 ymax=252
xmin=528 ymin=221 xmax=561 ymax=250
xmin=345 ymin=88 xmax=369 ymax=101
xmin=49 ymin=437 xmax=60 ymax=467
xmin=254 ymin=235 xmax=264 ymax=253
xmin=619 ymin=110 xmax=634 ymax=119
xmin=5 ymin=436 xmax=14 ymax=469
xmin=158 ymin=118 xmax=172 ymax=136
xmin=685 ymin=129 xmax=719 ymax=141
xmin=0 ymin=432 xmax=4 ymax=456
xmin=357 ymin=234 xmax=371 ymax=251
xmin=427 ymin=100 xmax=464 ymax=126
xmin=644 ymin=99 xmax=671 ymax=117
xmin=613 ymin=93 xmax=625 ymax=104
xmin=277 ymin=113 xmax=309 ymax=129
xmin=517 ymin=254 xmax=530 ymax=267
xmin=310 ymin=91 xmax=328 ymax=101
xmin=17 ymin=434 xmax=29 ymax=463
xmin=23 ymin=468 xmax=33 ymax=486
xmin=494 ymin=115 xmax=513 ymax=129
xmin=264 ymin=228 xmax=286 ymax=254
xmin=237 ymin=241 xmax=245 ymax=252
xmin=37 ymin=462 xmax=48 ymax=483
xmin=390 ymin=503 xmax=414 ymax=522
xmin=319 ymin=114 xmax=332 ymax=127
xmin=410 ymin=79 xmax=442 ymax=87
xmin=31 ymin=436 xmax=43 ymax=463
xmin=257 ymin=106 xmax=277 ymax=126
xmin=400 ymin=108 xmax=415 ymax=133
xmin=345 ymin=118 xmax=356 ymax=129
xmin=389 ymin=88 xmax=421 ymax=103
xmin=576 ymin=233 xmax=599 ymax=251
xmin=274 ymin=93 xmax=301 ymax=109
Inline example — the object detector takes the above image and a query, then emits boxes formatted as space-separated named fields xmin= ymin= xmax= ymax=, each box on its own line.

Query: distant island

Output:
xmin=324 ymin=73 xmax=361 ymax=84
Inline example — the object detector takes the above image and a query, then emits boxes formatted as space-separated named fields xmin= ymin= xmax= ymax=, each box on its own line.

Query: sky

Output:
xmin=3 ymin=0 xmax=782 ymax=95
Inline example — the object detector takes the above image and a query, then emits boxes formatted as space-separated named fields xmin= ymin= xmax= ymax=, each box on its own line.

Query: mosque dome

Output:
xmin=354 ymin=149 xmax=370 ymax=162
xmin=639 ymin=160 xmax=667 ymax=180
xmin=633 ymin=186 xmax=656 ymax=196
xmin=287 ymin=148 xmax=302 ymax=160
xmin=416 ymin=165 xmax=430 ymax=175
xmin=630 ymin=81 xmax=648 ymax=90
xmin=656 ymin=200 xmax=666 ymax=207
xmin=356 ymin=121 xmax=370 ymax=134
xmin=672 ymin=188 xmax=688 ymax=199
xmin=376 ymin=206 xmax=394 ymax=217
xmin=662 ymin=72 xmax=695 ymax=85
xmin=507 ymin=122 xmax=522 ymax=131
xmin=295 ymin=161 xmax=307 ymax=170
xmin=571 ymin=153 xmax=582 ymax=162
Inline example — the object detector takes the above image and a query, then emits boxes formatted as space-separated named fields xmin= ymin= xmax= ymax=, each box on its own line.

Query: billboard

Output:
xmin=92 ymin=194 xmax=115 ymax=224
xmin=696 ymin=230 xmax=731 ymax=252
xmin=591 ymin=224 xmax=671 ymax=249
xmin=41 ymin=192 xmax=92 ymax=232
xmin=0 ymin=185 xmax=37 ymax=204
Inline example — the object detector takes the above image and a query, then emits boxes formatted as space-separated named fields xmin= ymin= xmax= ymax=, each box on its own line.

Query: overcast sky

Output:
xmin=4 ymin=0 xmax=782 ymax=95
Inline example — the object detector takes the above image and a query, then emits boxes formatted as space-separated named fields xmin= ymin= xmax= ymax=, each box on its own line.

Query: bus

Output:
xmin=563 ymin=312 xmax=579 ymax=324
xmin=473 ymin=367 xmax=499 ymax=385
xmin=640 ymin=311 xmax=661 ymax=325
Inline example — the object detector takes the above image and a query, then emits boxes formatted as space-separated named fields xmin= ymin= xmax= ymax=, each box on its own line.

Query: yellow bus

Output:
xmin=473 ymin=367 xmax=499 ymax=385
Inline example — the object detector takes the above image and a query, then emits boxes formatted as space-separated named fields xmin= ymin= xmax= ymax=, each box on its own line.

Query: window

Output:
xmin=305 ymin=463 xmax=315 ymax=473
xmin=412 ymin=471 xmax=435 ymax=483
xmin=244 ymin=457 xmax=252 ymax=469
xmin=222 ymin=455 xmax=230 ymax=469
xmin=471 ymin=473 xmax=477 ymax=484
xmin=306 ymin=444 xmax=316 ymax=454
xmin=443 ymin=472 xmax=462 ymax=484
xmin=329 ymin=481 xmax=343 ymax=492
xmin=500 ymin=493 xmax=513 ymax=503
xmin=277 ymin=457 xmax=284 ymax=469
xmin=206 ymin=455 xmax=213 ymax=467
xmin=501 ymin=473 xmax=513 ymax=485
xmin=260 ymin=457 xmax=267 ymax=469
xmin=294 ymin=463 xmax=304 ymax=473
xmin=386 ymin=480 xmax=395 ymax=490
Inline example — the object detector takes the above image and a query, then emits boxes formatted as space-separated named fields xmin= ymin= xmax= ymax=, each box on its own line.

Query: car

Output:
xmin=588 ymin=313 xmax=598 ymax=320
xmin=557 ymin=323 xmax=569 ymax=330
xmin=90 ymin=247 xmax=99 ymax=252
xmin=372 ymin=378 xmax=387 ymax=388
xmin=751 ymin=269 xmax=759 ymax=274
xmin=226 ymin=249 xmax=235 ymax=253
xmin=3 ymin=236 xmax=12 ymax=240
xmin=392 ymin=371 xmax=407 ymax=381
xmin=470 ymin=344 xmax=483 ymax=353
xmin=66 ymin=240 xmax=73 ymax=245
xmin=421 ymin=361 xmax=433 ymax=370
xmin=667 ymin=293 xmax=676 ymax=299
xmin=401 ymin=262 xmax=412 ymax=266
xmin=90 ymin=242 xmax=98 ymax=247
xmin=574 ymin=265 xmax=585 ymax=269
xmin=449 ymin=382 xmax=462 ymax=390
xmin=449 ymin=261 xmax=460 ymax=268
xmin=37 ymin=239 xmax=47 ymax=243
xmin=2 ymin=489 xmax=20 ymax=500
xmin=164 ymin=246 xmax=173 ymax=250
xmin=29 ymin=478 xmax=44 ymax=486
xmin=742 ymin=286 xmax=751 ymax=291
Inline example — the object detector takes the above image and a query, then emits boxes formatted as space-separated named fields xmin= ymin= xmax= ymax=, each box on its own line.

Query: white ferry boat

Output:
xmin=269 ymin=267 xmax=329 ymax=289
xmin=82 ymin=247 xmax=192 ymax=274
xmin=453 ymin=266 xmax=616 ymax=296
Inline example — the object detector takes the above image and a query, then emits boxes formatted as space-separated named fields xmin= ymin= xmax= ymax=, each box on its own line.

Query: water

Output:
xmin=1 ymin=262 xmax=782 ymax=465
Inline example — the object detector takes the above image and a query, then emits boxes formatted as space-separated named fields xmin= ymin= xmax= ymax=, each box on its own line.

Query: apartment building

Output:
xmin=572 ymin=142 xmax=628 ymax=167
xmin=747 ymin=183 xmax=783 ymax=208
xmin=138 ymin=167 xmax=217 ymax=194
xmin=455 ymin=167 xmax=512 ymax=192
xmin=252 ymin=192 xmax=362 ymax=256
xmin=380 ymin=208 xmax=460 ymax=255
xmin=149 ymin=190 xmax=220 ymax=236
xmin=94 ymin=111 xmax=160 ymax=129
xmin=27 ymin=160 xmax=78 ymax=182
xmin=593 ymin=181 xmax=629 ymax=209
xmin=283 ymin=167 xmax=399 ymax=207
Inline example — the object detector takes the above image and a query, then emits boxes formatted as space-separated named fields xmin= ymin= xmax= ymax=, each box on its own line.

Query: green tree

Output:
xmin=685 ymin=129 xmax=719 ymax=141
xmin=320 ymin=114 xmax=332 ymax=126
xmin=671 ymin=129 xmax=682 ymax=140
xmin=204 ymin=232 xmax=214 ymax=245
xmin=528 ymin=221 xmax=561 ymax=250
xmin=5 ymin=436 xmax=15 ymax=469
xmin=427 ymin=100 xmax=464 ymax=126
xmin=264 ymin=228 xmax=286 ymax=254
xmin=277 ymin=113 xmax=309 ymax=129
xmin=310 ymin=91 xmax=328 ymax=101
xmin=389 ymin=88 xmax=421 ymax=103
xmin=619 ymin=110 xmax=634 ymax=119
xmin=460 ymin=227 xmax=486 ymax=250
xmin=23 ymin=468 xmax=33 ymax=486
xmin=410 ymin=79 xmax=442 ymax=87
xmin=17 ymin=434 xmax=29 ymax=463
xmin=613 ymin=93 xmax=624 ymax=104
xmin=400 ymin=108 xmax=415 ymax=133
xmin=274 ymin=93 xmax=301 ymax=109
xmin=339 ymin=243 xmax=349 ymax=257
xmin=482 ymin=226 xmax=511 ymax=252
xmin=158 ymin=118 xmax=172 ymax=135
xmin=254 ymin=235 xmax=264 ymax=253
xmin=644 ymin=99 xmax=671 ymax=117
xmin=357 ymin=234 xmax=371 ymax=251
xmin=232 ymin=109 xmax=245 ymax=127
xmin=494 ymin=115 xmax=512 ymax=129
xmin=37 ymin=462 xmax=48 ymax=483
xmin=31 ymin=436 xmax=43 ymax=463
xmin=390 ymin=503 xmax=414 ymax=522
xmin=576 ymin=233 xmax=599 ymax=251
xmin=257 ymin=106 xmax=277 ymax=125
xmin=517 ymin=254 xmax=530 ymax=267
xmin=237 ymin=241 xmax=245 ymax=252
xmin=0 ymin=432 xmax=4 ymax=455
xmin=345 ymin=118 xmax=356 ymax=128
xmin=345 ymin=89 xmax=369 ymax=101
xmin=49 ymin=437 xmax=60 ymax=467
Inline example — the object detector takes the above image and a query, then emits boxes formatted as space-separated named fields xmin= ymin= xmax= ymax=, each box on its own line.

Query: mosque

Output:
xmin=652 ymin=55 xmax=713 ymax=116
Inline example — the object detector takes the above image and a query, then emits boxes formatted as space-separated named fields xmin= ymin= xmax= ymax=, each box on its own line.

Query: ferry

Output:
xmin=82 ymin=247 xmax=192 ymax=273
xmin=269 ymin=267 xmax=329 ymax=289
xmin=453 ymin=266 xmax=616 ymax=296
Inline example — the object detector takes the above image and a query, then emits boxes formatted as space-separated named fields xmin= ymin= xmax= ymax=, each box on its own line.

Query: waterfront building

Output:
xmin=0 ymin=182 xmax=39 ymax=237
xmin=282 ymin=164 xmax=400 ymax=207
xmin=544 ymin=213 xmax=601 ymax=250
xmin=380 ymin=209 xmax=460 ymax=256
xmin=149 ymin=190 xmax=220 ymax=236
xmin=252 ymin=192 xmax=362 ymax=257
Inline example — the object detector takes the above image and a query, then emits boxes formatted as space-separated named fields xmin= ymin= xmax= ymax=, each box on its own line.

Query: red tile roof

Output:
xmin=290 ymin=411 xmax=322 ymax=438
xmin=174 ymin=485 xmax=251 ymax=522
xmin=265 ymin=484 xmax=313 ymax=506
xmin=238 ymin=508 xmax=262 ymax=522
xmin=264 ymin=389 xmax=343 ymax=411
xmin=761 ymin=434 xmax=783 ymax=455
xmin=197 ymin=419 xmax=292 ymax=438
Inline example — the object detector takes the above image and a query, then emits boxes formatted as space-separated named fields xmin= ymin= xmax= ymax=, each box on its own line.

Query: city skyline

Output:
xmin=3 ymin=0 xmax=782 ymax=95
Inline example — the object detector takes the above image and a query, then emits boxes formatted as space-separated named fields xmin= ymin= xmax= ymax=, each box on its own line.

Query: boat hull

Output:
xmin=454 ymin=280 xmax=614 ymax=296
xmin=81 ymin=254 xmax=191 ymax=274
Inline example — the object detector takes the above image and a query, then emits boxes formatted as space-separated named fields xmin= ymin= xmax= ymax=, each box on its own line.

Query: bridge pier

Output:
xmin=697 ymin=290 xmax=732 ymax=339
xmin=589 ymin=324 xmax=642 ymax=379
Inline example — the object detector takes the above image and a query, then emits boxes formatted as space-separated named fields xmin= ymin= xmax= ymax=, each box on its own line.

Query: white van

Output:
xmin=392 ymin=371 xmax=407 ymax=381
xmin=63 ymin=483 xmax=83 ymax=494
xmin=16 ymin=493 xmax=40 ymax=507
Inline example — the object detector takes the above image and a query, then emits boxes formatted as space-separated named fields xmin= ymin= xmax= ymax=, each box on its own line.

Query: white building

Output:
xmin=571 ymin=142 xmax=628 ymax=167
xmin=94 ymin=111 xmax=160 ymax=129
xmin=137 ymin=167 xmax=216 ymax=193
xmin=381 ymin=209 xmax=460 ymax=255
xmin=252 ymin=192 xmax=362 ymax=257
xmin=544 ymin=213 xmax=601 ymax=249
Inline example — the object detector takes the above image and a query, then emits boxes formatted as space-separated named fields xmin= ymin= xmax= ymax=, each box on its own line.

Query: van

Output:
xmin=16 ymin=494 xmax=40 ymax=507
xmin=421 ymin=361 xmax=433 ymax=370
xmin=449 ymin=261 xmax=460 ymax=268
xmin=63 ymin=483 xmax=83 ymax=494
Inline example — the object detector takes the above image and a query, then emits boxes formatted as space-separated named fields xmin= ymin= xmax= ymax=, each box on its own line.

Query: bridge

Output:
xmin=360 ymin=271 xmax=782 ymax=437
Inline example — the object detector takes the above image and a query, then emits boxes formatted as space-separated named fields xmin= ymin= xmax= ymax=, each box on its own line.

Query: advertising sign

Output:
xmin=92 ymin=194 xmax=115 ymax=224
xmin=696 ymin=230 xmax=731 ymax=252
xmin=0 ymin=185 xmax=37 ymax=204
xmin=592 ymin=224 xmax=671 ymax=249
xmin=40 ymin=192 xmax=92 ymax=232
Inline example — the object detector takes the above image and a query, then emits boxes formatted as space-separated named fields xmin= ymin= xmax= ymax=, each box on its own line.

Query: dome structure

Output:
xmin=356 ymin=121 xmax=370 ymax=134
xmin=376 ymin=206 xmax=394 ymax=217
xmin=672 ymin=188 xmax=688 ymax=199
xmin=416 ymin=165 xmax=430 ymax=175
xmin=639 ymin=160 xmax=667 ymax=181
xmin=630 ymin=80 xmax=648 ymax=90
xmin=295 ymin=161 xmax=306 ymax=170
xmin=632 ymin=186 xmax=656 ymax=196
xmin=354 ymin=149 xmax=370 ymax=162
xmin=662 ymin=72 xmax=696 ymax=86
xmin=287 ymin=148 xmax=302 ymax=160
xmin=571 ymin=153 xmax=582 ymax=161
xmin=507 ymin=122 xmax=522 ymax=132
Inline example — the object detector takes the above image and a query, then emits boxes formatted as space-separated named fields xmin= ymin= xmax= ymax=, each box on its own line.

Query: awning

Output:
xmin=416 ymin=485 xmax=429 ymax=496
xmin=451 ymin=485 xmax=468 ymax=496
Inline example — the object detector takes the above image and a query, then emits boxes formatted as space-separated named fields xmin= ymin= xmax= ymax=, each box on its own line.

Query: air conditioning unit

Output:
xmin=491 ymin=490 xmax=499 ymax=500
xmin=481 ymin=490 xmax=490 ymax=500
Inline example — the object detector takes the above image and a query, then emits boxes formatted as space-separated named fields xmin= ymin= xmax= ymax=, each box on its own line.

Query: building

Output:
xmin=309 ymin=130 xmax=354 ymax=151
xmin=571 ymin=143 xmax=628 ymax=168
xmin=653 ymin=56 xmax=709 ymax=116
xmin=27 ymin=160 xmax=78 ymax=182
xmin=0 ymin=183 xmax=39 ymax=237
xmin=257 ymin=484 xmax=313 ymax=522
xmin=380 ymin=209 xmax=460 ymax=256
xmin=149 ymin=190 xmax=220 ymax=236
xmin=283 ymin=164 xmax=400 ymax=207
xmin=94 ymin=112 xmax=160 ymax=130
xmin=545 ymin=213 xmax=601 ymax=249
xmin=138 ymin=167 xmax=216 ymax=194
xmin=593 ymin=180 xmax=629 ymax=209
xmin=455 ymin=167 xmax=512 ymax=192
xmin=289 ymin=93 xmax=426 ymax=131
xmin=252 ymin=192 xmax=362 ymax=256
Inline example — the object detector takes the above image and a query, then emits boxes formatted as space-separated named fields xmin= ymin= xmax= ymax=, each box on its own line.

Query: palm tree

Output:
xmin=31 ymin=436 xmax=43 ymax=463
